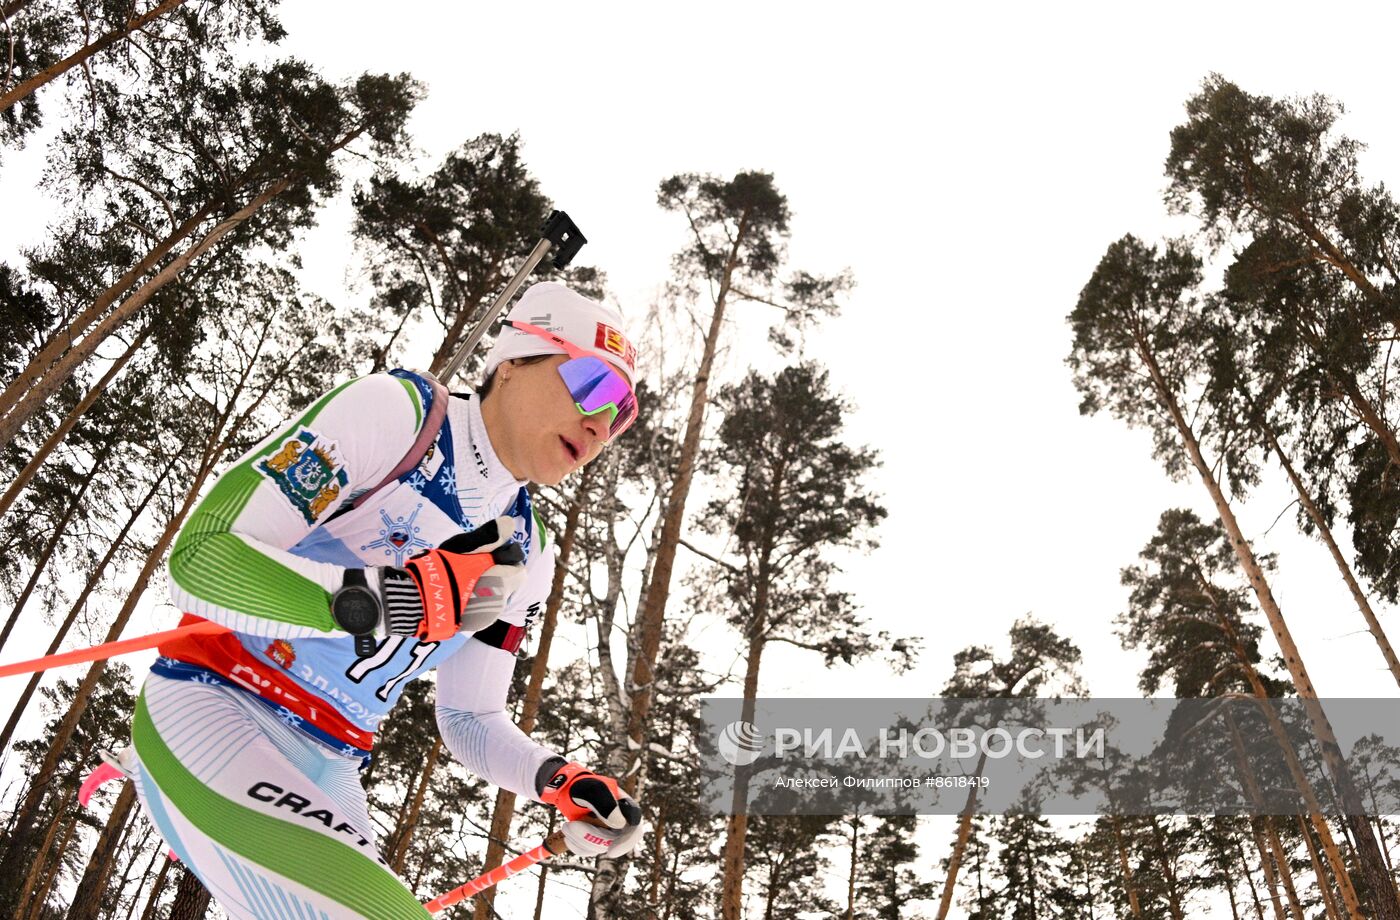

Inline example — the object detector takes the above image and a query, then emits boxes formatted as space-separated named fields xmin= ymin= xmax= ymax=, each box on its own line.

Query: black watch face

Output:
xmin=333 ymin=587 xmax=379 ymax=635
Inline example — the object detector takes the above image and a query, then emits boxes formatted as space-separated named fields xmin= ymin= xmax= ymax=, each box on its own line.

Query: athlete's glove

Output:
xmin=332 ymin=516 xmax=527 ymax=649
xmin=535 ymin=759 xmax=646 ymax=858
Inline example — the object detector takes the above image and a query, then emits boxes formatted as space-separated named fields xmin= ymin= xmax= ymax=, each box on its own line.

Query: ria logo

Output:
xmin=717 ymin=720 xmax=766 ymax=766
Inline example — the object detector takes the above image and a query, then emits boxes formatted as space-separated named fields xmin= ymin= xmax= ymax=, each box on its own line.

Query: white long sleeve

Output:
xmin=435 ymin=636 xmax=561 ymax=802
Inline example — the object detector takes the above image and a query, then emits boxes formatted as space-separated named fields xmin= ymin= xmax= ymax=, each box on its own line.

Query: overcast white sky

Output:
xmin=264 ymin=0 xmax=1400 ymax=702
xmin=5 ymin=1 xmax=1400 ymax=915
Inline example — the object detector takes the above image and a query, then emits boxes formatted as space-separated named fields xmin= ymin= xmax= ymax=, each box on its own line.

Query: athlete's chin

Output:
xmin=531 ymin=461 xmax=571 ymax=487
xmin=538 ymin=436 xmax=583 ymax=485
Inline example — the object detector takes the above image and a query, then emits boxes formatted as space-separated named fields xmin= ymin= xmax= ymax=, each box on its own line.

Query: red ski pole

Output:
xmin=0 ymin=620 xmax=228 ymax=678
xmin=425 ymin=831 xmax=569 ymax=913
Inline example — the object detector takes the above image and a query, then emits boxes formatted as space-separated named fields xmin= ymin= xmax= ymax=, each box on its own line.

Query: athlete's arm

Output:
xmin=435 ymin=544 xmax=560 ymax=800
xmin=167 ymin=374 xmax=423 ymax=638
xmin=434 ymin=637 xmax=562 ymax=801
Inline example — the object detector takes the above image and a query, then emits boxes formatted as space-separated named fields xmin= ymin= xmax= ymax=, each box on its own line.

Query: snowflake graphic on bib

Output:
xmin=362 ymin=504 xmax=430 ymax=566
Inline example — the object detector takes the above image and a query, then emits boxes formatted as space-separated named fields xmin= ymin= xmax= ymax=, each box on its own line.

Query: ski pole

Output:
xmin=436 ymin=210 xmax=585 ymax=386
xmin=0 ymin=619 xmax=227 ymax=679
xmin=424 ymin=830 xmax=568 ymax=913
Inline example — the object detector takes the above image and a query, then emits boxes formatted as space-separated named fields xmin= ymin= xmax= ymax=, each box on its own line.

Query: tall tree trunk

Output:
xmin=592 ymin=452 xmax=641 ymax=756
xmin=531 ymin=809 xmax=558 ymax=920
xmin=0 ymin=446 xmax=181 ymax=755
xmin=166 ymin=865 xmax=210 ymax=920
xmin=761 ymin=850 xmax=782 ymax=920
xmin=1238 ymin=832 xmax=1270 ymax=920
xmin=1135 ymin=335 xmax=1400 ymax=920
xmin=647 ymin=803 xmax=667 ymax=917
xmin=1227 ymin=714 xmax=1304 ymax=920
xmin=718 ymin=808 xmax=750 ymax=917
xmin=718 ymin=570 xmax=769 ymax=920
xmin=1377 ymin=815 xmax=1396 ymax=875
xmin=1264 ymin=817 xmax=1307 ymax=920
xmin=1108 ymin=814 xmax=1144 ymax=920
xmin=0 ymin=432 xmax=120 ymax=655
xmin=0 ymin=324 xmax=148 ymax=522
xmin=1250 ymin=819 xmax=1290 ymax=920
xmin=136 ymin=854 xmax=174 ymax=920
xmin=1222 ymin=853 xmax=1243 ymax=920
xmin=0 ymin=446 xmax=216 ymax=898
xmin=109 ymin=825 xmax=154 ymax=920
xmin=0 ymin=197 xmax=215 ymax=431
xmin=934 ymin=750 xmax=989 ymax=920
xmin=387 ymin=736 xmax=442 ymax=873
xmin=120 ymin=832 xmax=158 ymax=920
xmin=591 ymin=464 xmax=656 ymax=917
xmin=0 ymin=0 xmax=188 ymax=113
xmin=624 ymin=240 xmax=744 ymax=793
xmin=426 ymin=271 xmax=499 ymax=378
xmin=844 ymin=815 xmax=859 ymax=920
xmin=1334 ymin=358 xmax=1400 ymax=470
xmin=1287 ymin=211 xmax=1389 ymax=307
xmin=531 ymin=862 xmax=550 ymax=920
xmin=1207 ymin=565 xmax=1365 ymax=919
xmin=473 ymin=482 xmax=585 ymax=920
xmin=1148 ymin=817 xmax=1187 ymax=920
xmin=14 ymin=781 xmax=78 ymax=915
xmin=1367 ymin=770 xmax=1397 ymax=875
xmin=662 ymin=836 xmax=682 ymax=920
xmin=1226 ymin=884 xmax=1243 ymax=920
xmin=66 ymin=779 xmax=137 ymax=920
xmin=1259 ymin=418 xmax=1400 ymax=687
xmin=25 ymin=797 xmax=83 ymax=920
xmin=1299 ymin=815 xmax=1344 ymax=920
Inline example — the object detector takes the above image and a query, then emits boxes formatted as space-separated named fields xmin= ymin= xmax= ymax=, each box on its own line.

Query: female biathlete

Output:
xmin=125 ymin=281 xmax=644 ymax=918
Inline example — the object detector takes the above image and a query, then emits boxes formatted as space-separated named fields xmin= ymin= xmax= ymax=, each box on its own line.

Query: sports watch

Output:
xmin=332 ymin=569 xmax=381 ymax=657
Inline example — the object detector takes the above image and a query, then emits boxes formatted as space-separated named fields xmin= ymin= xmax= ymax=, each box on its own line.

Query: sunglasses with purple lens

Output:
xmin=502 ymin=320 xmax=638 ymax=439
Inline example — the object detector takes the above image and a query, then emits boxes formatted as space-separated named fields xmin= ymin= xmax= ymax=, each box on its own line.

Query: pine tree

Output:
xmin=1117 ymin=508 xmax=1366 ymax=919
xmin=0 ymin=663 xmax=135 ymax=916
xmin=1203 ymin=267 xmax=1400 ymax=688
xmin=1166 ymin=76 xmax=1400 ymax=462
xmin=848 ymin=814 xmax=936 ymax=919
xmin=983 ymin=812 xmax=1078 ymax=920
xmin=933 ymin=619 xmax=1082 ymax=920
xmin=1068 ymin=232 xmax=1398 ymax=919
xmin=955 ymin=816 xmax=997 ymax=920
xmin=743 ymin=814 xmax=842 ymax=920
xmin=1165 ymin=75 xmax=1400 ymax=686
xmin=0 ymin=57 xmax=420 ymax=446
xmin=693 ymin=363 xmax=893 ymax=920
xmin=623 ymin=170 xmax=845 ymax=806
xmin=351 ymin=131 xmax=553 ymax=376
xmin=0 ymin=0 xmax=285 ymax=149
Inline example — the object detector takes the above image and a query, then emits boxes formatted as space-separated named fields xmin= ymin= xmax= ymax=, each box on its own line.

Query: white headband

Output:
xmin=483 ymin=282 xmax=637 ymax=387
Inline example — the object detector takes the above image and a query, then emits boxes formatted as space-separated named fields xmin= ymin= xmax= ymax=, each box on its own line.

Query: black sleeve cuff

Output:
xmin=534 ymin=756 xmax=569 ymax=796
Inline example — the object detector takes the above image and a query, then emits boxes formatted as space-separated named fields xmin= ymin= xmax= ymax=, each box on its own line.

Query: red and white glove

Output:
xmin=362 ymin=516 xmax=527 ymax=641
xmin=536 ymin=760 xmax=646 ymax=858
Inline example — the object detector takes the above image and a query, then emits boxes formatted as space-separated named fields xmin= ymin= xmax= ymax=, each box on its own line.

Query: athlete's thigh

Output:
xmin=131 ymin=673 xmax=429 ymax=920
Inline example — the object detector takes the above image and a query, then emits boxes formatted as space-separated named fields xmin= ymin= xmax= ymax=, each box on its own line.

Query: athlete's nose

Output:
xmin=580 ymin=411 xmax=610 ymax=445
